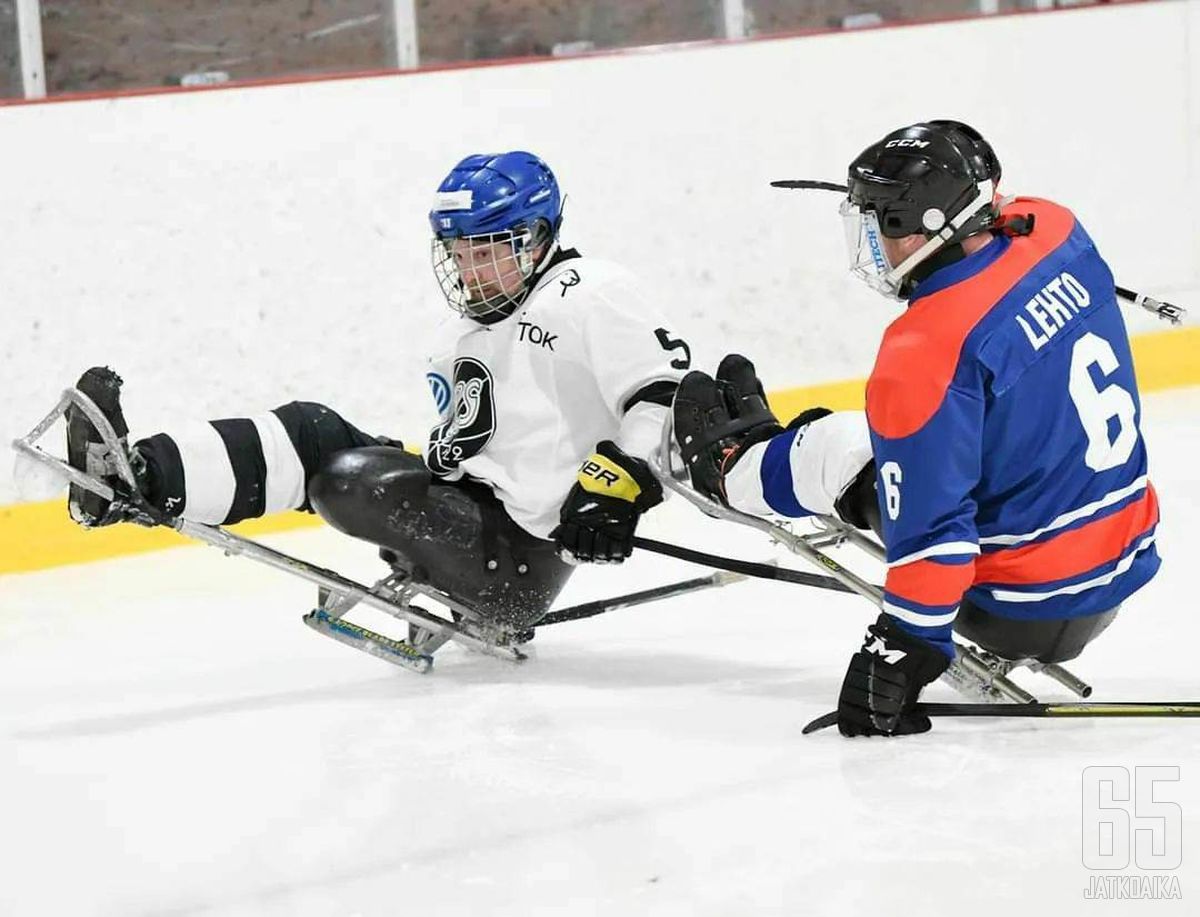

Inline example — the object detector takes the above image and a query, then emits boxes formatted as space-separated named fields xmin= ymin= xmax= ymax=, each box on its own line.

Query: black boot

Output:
xmin=66 ymin=367 xmax=147 ymax=527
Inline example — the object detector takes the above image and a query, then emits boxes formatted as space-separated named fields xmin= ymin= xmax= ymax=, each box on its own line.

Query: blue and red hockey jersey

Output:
xmin=758 ymin=198 xmax=1159 ymax=655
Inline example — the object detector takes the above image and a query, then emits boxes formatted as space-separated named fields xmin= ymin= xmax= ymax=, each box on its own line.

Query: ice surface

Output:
xmin=2 ymin=388 xmax=1197 ymax=916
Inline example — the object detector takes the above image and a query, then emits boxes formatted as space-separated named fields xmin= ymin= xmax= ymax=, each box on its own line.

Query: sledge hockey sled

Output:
xmin=11 ymin=386 xmax=740 ymax=673
xmin=12 ymin=386 xmax=552 ymax=672
xmin=649 ymin=415 xmax=1095 ymax=705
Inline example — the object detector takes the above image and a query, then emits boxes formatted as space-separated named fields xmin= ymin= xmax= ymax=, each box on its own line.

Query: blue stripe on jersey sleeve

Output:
xmin=758 ymin=428 xmax=810 ymax=517
xmin=883 ymin=593 xmax=959 ymax=658
xmin=889 ymin=614 xmax=956 ymax=658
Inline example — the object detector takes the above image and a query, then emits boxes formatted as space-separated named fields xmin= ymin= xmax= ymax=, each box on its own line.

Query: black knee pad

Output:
xmin=309 ymin=446 xmax=572 ymax=627
xmin=308 ymin=445 xmax=435 ymax=536
xmin=272 ymin=401 xmax=382 ymax=481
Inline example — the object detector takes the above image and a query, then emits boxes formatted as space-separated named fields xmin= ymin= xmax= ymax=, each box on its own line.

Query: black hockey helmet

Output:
xmin=842 ymin=120 xmax=1002 ymax=298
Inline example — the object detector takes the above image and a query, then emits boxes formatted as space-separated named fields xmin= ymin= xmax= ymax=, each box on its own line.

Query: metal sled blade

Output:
xmin=304 ymin=608 xmax=433 ymax=673
xmin=944 ymin=646 xmax=1037 ymax=705
xmin=173 ymin=517 xmax=526 ymax=664
xmin=306 ymin=569 xmax=526 ymax=669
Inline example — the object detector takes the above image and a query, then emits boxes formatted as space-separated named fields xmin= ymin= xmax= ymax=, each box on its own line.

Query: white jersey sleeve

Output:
xmin=724 ymin=411 xmax=874 ymax=517
xmin=575 ymin=268 xmax=690 ymax=461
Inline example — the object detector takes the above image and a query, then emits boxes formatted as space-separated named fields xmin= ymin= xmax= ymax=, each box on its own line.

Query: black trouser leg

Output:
xmin=133 ymin=401 xmax=384 ymax=524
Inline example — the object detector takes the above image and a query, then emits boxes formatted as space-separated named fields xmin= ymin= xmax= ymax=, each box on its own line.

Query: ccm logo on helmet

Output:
xmin=885 ymin=139 xmax=931 ymax=149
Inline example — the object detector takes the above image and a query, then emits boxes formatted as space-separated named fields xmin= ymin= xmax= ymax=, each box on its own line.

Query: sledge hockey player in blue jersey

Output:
xmin=64 ymin=151 xmax=689 ymax=645
xmin=672 ymin=120 xmax=1160 ymax=737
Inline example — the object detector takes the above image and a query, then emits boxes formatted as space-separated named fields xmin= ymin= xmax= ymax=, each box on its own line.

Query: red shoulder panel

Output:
xmin=866 ymin=199 xmax=1077 ymax=440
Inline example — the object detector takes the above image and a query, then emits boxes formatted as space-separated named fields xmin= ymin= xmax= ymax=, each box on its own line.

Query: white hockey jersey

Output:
xmin=423 ymin=251 xmax=690 ymax=538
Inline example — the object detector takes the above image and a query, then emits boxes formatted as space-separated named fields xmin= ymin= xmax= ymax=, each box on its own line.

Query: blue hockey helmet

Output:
xmin=429 ymin=151 xmax=563 ymax=322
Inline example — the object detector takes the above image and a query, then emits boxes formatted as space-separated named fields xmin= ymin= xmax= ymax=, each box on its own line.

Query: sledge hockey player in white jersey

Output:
xmin=63 ymin=151 xmax=690 ymax=643
xmin=423 ymin=152 xmax=688 ymax=545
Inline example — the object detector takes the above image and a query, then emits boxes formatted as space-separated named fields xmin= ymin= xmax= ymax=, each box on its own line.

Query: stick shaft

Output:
xmin=632 ymin=536 xmax=858 ymax=594
xmin=918 ymin=702 xmax=1200 ymax=718
xmin=536 ymin=573 xmax=734 ymax=626
xmin=803 ymin=701 xmax=1200 ymax=734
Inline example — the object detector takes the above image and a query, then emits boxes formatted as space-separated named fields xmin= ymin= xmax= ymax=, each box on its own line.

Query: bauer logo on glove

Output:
xmin=577 ymin=453 xmax=644 ymax=503
xmin=552 ymin=441 xmax=663 ymax=564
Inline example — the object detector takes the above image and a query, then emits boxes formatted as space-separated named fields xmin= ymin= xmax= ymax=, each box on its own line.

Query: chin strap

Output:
xmin=904 ymin=242 xmax=967 ymax=294
xmin=884 ymin=180 xmax=995 ymax=290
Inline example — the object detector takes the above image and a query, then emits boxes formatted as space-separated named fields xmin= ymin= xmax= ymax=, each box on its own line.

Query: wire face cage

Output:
xmin=431 ymin=228 xmax=539 ymax=320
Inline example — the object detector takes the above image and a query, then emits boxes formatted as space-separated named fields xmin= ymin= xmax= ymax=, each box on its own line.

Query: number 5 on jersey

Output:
xmin=655 ymin=328 xmax=691 ymax=370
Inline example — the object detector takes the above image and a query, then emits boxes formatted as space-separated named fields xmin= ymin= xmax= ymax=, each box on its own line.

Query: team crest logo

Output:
xmin=427 ymin=357 xmax=496 ymax=475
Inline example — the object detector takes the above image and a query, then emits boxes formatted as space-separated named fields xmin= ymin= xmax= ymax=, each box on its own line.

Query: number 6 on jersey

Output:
xmin=1068 ymin=331 xmax=1138 ymax=472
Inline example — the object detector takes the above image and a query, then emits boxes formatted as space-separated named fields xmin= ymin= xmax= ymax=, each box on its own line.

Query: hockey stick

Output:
xmin=536 ymin=570 xmax=746 ymax=627
xmin=631 ymin=536 xmax=858 ymax=594
xmin=649 ymin=420 xmax=1091 ymax=705
xmin=801 ymin=702 xmax=1200 ymax=735
xmin=1115 ymin=285 xmax=1188 ymax=325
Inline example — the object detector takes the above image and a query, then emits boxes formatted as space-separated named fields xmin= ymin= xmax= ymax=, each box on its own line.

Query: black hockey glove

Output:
xmin=552 ymin=440 xmax=664 ymax=564
xmin=672 ymin=354 xmax=783 ymax=504
xmin=837 ymin=614 xmax=951 ymax=737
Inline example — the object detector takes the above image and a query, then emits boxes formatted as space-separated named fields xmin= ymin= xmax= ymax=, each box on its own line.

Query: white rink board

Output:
xmin=1 ymin=1 xmax=1198 ymax=505
xmin=1 ymin=385 xmax=1197 ymax=916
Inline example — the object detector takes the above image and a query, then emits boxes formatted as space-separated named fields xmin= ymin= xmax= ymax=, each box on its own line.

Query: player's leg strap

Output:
xmin=953 ymin=600 xmax=1120 ymax=664
xmin=308 ymin=446 xmax=573 ymax=627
